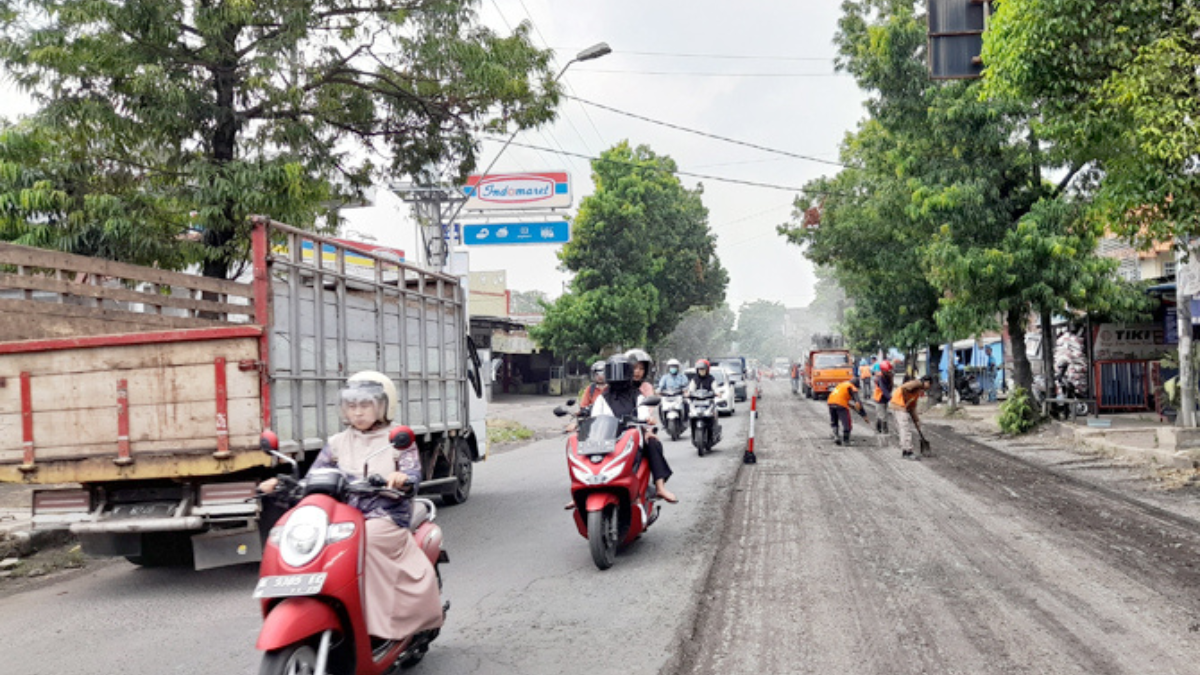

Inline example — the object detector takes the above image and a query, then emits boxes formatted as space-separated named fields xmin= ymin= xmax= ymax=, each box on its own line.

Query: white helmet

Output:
xmin=666 ymin=358 xmax=681 ymax=368
xmin=342 ymin=371 xmax=399 ymax=424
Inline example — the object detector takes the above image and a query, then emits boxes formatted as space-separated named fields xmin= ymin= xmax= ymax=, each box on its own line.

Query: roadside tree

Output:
xmin=0 ymin=0 xmax=559 ymax=276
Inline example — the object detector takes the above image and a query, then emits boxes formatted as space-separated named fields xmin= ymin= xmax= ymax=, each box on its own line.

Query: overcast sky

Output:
xmin=0 ymin=1 xmax=866 ymax=312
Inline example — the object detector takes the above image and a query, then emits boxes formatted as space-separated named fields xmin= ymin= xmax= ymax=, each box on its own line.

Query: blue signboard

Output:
xmin=461 ymin=221 xmax=570 ymax=246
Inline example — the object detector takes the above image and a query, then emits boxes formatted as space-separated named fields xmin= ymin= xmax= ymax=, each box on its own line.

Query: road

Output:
xmin=0 ymin=400 xmax=749 ymax=675
xmin=675 ymin=381 xmax=1200 ymax=675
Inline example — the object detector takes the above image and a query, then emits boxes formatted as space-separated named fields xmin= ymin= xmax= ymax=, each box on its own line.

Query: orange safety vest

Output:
xmin=828 ymin=381 xmax=858 ymax=409
xmin=890 ymin=383 xmax=921 ymax=410
xmin=858 ymin=365 xmax=871 ymax=379
xmin=872 ymin=378 xmax=884 ymax=402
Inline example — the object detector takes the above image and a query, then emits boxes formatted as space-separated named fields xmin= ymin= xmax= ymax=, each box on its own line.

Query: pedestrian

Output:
xmin=985 ymin=346 xmax=998 ymax=402
xmin=828 ymin=377 xmax=867 ymax=446
xmin=873 ymin=360 xmax=894 ymax=434
xmin=890 ymin=375 xmax=932 ymax=459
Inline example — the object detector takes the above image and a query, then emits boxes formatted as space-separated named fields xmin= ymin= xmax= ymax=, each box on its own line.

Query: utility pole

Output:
xmin=1177 ymin=237 xmax=1196 ymax=427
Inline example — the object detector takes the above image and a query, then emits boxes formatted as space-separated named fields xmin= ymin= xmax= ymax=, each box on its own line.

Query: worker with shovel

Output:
xmin=890 ymin=375 xmax=932 ymax=459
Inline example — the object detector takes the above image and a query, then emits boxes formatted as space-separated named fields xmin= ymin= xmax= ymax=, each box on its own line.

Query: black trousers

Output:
xmin=644 ymin=437 xmax=672 ymax=483
xmin=829 ymin=405 xmax=852 ymax=438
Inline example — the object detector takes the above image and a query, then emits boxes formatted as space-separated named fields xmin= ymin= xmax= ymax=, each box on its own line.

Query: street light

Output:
xmin=437 ymin=41 xmax=612 ymax=262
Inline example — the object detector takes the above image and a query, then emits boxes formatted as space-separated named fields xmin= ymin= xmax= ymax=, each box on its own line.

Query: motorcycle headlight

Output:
xmin=280 ymin=505 xmax=329 ymax=568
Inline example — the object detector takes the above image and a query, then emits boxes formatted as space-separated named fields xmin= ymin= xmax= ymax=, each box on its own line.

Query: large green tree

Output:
xmin=533 ymin=142 xmax=728 ymax=360
xmin=734 ymin=300 xmax=788 ymax=364
xmin=0 ymin=0 xmax=559 ymax=275
xmin=656 ymin=304 xmax=735 ymax=365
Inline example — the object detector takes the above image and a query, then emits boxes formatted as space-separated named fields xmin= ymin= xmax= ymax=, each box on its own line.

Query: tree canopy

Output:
xmin=0 ymin=0 xmax=559 ymax=275
xmin=532 ymin=141 xmax=729 ymax=361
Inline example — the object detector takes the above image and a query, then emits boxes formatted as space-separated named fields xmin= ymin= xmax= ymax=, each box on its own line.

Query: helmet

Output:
xmin=625 ymin=348 xmax=653 ymax=380
xmin=604 ymin=354 xmax=635 ymax=385
xmin=343 ymin=371 xmax=398 ymax=424
xmin=666 ymin=358 xmax=681 ymax=369
xmin=591 ymin=361 xmax=606 ymax=375
xmin=880 ymin=360 xmax=894 ymax=373
xmin=695 ymin=359 xmax=710 ymax=373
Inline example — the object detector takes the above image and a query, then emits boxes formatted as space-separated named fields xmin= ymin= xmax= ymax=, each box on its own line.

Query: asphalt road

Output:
xmin=0 ymin=399 xmax=748 ymax=675
xmin=675 ymin=381 xmax=1200 ymax=675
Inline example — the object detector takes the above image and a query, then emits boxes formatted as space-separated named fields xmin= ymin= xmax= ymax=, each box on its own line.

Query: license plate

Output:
xmin=253 ymin=573 xmax=327 ymax=599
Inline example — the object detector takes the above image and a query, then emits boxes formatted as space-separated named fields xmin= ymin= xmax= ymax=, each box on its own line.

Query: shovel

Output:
xmin=911 ymin=412 xmax=932 ymax=456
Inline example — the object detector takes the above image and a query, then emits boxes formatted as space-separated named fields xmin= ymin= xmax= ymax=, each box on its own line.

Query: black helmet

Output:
xmin=604 ymin=354 xmax=635 ymax=385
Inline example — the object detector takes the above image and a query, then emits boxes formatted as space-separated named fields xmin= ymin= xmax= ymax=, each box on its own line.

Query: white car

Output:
xmin=710 ymin=366 xmax=737 ymax=416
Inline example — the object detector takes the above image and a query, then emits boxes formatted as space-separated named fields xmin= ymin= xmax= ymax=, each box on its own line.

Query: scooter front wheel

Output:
xmin=259 ymin=643 xmax=317 ymax=675
xmin=587 ymin=506 xmax=618 ymax=570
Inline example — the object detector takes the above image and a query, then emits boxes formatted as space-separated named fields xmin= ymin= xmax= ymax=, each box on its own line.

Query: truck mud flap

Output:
xmin=192 ymin=526 xmax=263 ymax=570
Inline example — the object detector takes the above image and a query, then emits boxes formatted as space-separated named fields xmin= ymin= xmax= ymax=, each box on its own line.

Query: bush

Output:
xmin=999 ymin=387 xmax=1041 ymax=435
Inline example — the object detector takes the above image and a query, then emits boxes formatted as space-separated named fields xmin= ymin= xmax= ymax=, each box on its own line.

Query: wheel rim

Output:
xmin=283 ymin=645 xmax=317 ymax=675
xmin=455 ymin=453 xmax=472 ymax=498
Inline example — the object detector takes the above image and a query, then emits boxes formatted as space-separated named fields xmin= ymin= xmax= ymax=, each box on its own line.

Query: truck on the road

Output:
xmin=0 ymin=217 xmax=486 ymax=569
xmin=802 ymin=349 xmax=854 ymax=399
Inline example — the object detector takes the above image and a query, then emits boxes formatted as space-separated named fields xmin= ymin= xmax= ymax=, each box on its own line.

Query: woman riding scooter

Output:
xmin=258 ymin=371 xmax=444 ymax=642
xmin=606 ymin=354 xmax=678 ymax=504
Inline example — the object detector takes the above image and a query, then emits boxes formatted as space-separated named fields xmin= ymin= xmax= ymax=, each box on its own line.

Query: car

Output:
xmin=709 ymin=356 xmax=748 ymax=402
xmin=685 ymin=366 xmax=736 ymax=416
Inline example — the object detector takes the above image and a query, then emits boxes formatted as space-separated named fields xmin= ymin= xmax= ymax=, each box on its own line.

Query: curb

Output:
xmin=0 ymin=528 xmax=74 ymax=559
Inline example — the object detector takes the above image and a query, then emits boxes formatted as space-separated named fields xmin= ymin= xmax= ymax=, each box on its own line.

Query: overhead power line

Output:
xmin=566 ymin=95 xmax=847 ymax=168
xmin=481 ymin=136 xmax=810 ymax=193
xmin=571 ymin=68 xmax=845 ymax=78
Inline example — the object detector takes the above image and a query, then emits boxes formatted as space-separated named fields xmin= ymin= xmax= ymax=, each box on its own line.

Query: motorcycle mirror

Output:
xmin=553 ymin=406 xmax=569 ymax=417
xmin=361 ymin=444 xmax=395 ymax=480
xmin=565 ymin=398 xmax=576 ymax=407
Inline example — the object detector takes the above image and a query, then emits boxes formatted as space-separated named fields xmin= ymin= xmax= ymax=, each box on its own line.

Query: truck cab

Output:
xmin=803 ymin=350 xmax=853 ymax=399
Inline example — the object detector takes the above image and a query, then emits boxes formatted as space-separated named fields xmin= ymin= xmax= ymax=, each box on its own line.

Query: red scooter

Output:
xmin=555 ymin=394 xmax=661 ymax=570
xmin=254 ymin=429 xmax=449 ymax=675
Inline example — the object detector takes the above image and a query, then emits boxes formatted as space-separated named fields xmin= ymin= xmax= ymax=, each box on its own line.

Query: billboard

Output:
xmin=462 ymin=172 xmax=572 ymax=211
xmin=462 ymin=221 xmax=570 ymax=246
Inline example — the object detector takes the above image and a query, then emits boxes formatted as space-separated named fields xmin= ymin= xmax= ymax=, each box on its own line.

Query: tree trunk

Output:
xmin=1041 ymin=305 xmax=1056 ymax=401
xmin=947 ymin=340 xmax=957 ymax=411
xmin=1007 ymin=306 xmax=1033 ymax=392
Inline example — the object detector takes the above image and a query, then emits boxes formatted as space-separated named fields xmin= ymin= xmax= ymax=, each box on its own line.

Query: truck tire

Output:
xmin=440 ymin=444 xmax=473 ymax=506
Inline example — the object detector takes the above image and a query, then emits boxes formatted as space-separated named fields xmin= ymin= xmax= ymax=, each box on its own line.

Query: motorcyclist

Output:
xmin=686 ymin=359 xmax=723 ymax=439
xmin=258 ymin=371 xmax=443 ymax=641
xmin=602 ymin=354 xmax=678 ymax=504
xmin=578 ymin=360 xmax=608 ymax=408
xmin=656 ymin=358 xmax=689 ymax=393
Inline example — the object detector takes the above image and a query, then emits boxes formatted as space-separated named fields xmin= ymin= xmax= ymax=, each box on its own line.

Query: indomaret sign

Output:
xmin=462 ymin=172 xmax=572 ymax=211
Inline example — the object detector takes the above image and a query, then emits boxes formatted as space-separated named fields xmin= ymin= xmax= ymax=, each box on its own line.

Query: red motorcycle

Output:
xmin=555 ymin=395 xmax=661 ymax=570
xmin=254 ymin=429 xmax=448 ymax=675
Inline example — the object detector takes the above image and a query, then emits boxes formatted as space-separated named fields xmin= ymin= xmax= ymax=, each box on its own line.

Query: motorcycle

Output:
xmin=688 ymin=389 xmax=722 ymax=457
xmin=254 ymin=429 xmax=448 ymax=675
xmin=554 ymin=393 xmax=661 ymax=570
xmin=947 ymin=371 xmax=983 ymax=405
xmin=658 ymin=387 xmax=687 ymax=441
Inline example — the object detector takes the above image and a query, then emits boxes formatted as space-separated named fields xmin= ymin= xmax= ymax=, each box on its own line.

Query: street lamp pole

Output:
xmin=437 ymin=41 xmax=612 ymax=263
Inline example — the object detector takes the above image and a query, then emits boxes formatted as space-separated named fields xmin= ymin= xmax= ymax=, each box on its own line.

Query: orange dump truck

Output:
xmin=802 ymin=349 xmax=854 ymax=400
xmin=0 ymin=218 xmax=486 ymax=568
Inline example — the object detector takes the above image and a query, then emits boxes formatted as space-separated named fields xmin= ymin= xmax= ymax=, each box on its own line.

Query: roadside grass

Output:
xmin=487 ymin=419 xmax=535 ymax=445
xmin=2 ymin=544 xmax=86 ymax=580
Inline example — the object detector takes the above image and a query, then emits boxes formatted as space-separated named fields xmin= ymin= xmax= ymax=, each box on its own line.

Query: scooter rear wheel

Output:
xmin=587 ymin=506 xmax=618 ymax=570
xmin=259 ymin=643 xmax=317 ymax=675
xmin=669 ymin=419 xmax=681 ymax=442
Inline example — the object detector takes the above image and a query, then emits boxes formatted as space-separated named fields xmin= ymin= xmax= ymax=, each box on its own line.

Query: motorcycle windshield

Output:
xmin=577 ymin=415 xmax=621 ymax=456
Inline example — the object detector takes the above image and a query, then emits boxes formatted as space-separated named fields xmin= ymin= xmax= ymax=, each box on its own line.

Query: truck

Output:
xmin=708 ymin=356 xmax=748 ymax=401
xmin=0 ymin=217 xmax=487 ymax=569
xmin=802 ymin=349 xmax=854 ymax=399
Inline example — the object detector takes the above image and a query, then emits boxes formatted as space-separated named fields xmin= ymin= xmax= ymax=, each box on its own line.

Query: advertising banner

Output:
xmin=1093 ymin=323 xmax=1170 ymax=361
xmin=462 ymin=172 xmax=572 ymax=210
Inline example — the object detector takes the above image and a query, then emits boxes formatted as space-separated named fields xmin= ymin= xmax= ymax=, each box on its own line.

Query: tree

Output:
xmin=508 ymin=289 xmax=550 ymax=316
xmin=0 ymin=0 xmax=559 ymax=276
xmin=984 ymin=0 xmax=1191 ymax=418
xmin=734 ymin=300 xmax=788 ymax=364
xmin=656 ymin=304 xmax=735 ymax=364
xmin=535 ymin=141 xmax=729 ymax=358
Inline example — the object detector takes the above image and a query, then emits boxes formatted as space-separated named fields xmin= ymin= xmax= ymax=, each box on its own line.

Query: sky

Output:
xmin=0 ymin=0 xmax=867 ymax=312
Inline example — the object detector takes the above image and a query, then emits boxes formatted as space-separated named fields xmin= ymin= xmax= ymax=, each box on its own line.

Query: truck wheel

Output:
xmin=259 ymin=643 xmax=317 ymax=675
xmin=441 ymin=445 xmax=473 ymax=506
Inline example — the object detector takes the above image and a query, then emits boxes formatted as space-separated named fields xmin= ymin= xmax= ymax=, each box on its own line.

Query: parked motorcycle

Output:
xmin=554 ymin=394 xmax=662 ymax=570
xmin=947 ymin=372 xmax=983 ymax=405
xmin=688 ymin=389 xmax=722 ymax=456
xmin=254 ymin=429 xmax=448 ymax=675
xmin=658 ymin=387 xmax=687 ymax=441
